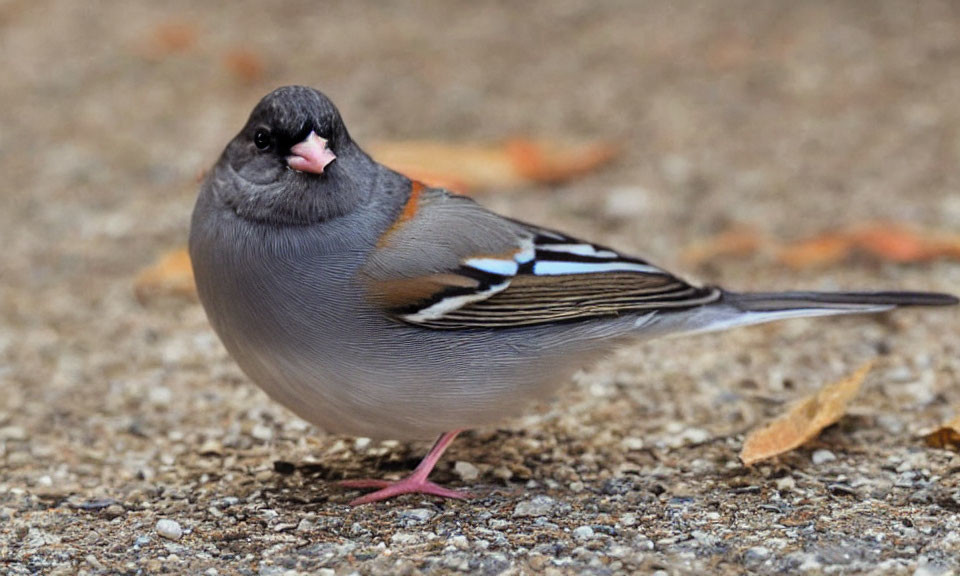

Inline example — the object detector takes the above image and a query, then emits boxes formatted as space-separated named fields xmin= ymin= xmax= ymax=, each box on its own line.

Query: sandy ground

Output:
xmin=2 ymin=1 xmax=960 ymax=574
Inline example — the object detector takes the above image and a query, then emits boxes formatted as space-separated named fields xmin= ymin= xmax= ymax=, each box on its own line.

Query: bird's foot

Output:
xmin=339 ymin=476 xmax=471 ymax=506
xmin=338 ymin=430 xmax=470 ymax=505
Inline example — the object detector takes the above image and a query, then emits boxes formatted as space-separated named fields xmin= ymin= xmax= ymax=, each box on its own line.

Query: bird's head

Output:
xmin=212 ymin=86 xmax=378 ymax=225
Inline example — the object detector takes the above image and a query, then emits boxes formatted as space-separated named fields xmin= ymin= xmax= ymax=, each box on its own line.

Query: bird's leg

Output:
xmin=339 ymin=430 xmax=471 ymax=506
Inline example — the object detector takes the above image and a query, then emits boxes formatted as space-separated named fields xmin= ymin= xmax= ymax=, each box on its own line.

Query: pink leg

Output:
xmin=338 ymin=430 xmax=471 ymax=506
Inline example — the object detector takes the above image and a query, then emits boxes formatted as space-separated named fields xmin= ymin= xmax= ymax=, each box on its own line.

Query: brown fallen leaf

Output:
xmin=223 ymin=48 xmax=266 ymax=84
xmin=680 ymin=225 xmax=766 ymax=267
xmin=776 ymin=232 xmax=852 ymax=269
xmin=142 ymin=21 xmax=198 ymax=59
xmin=924 ymin=415 xmax=960 ymax=450
xmin=687 ymin=221 xmax=960 ymax=270
xmin=505 ymin=138 xmax=620 ymax=185
xmin=368 ymin=141 xmax=517 ymax=194
xmin=778 ymin=222 xmax=960 ymax=269
xmin=134 ymin=248 xmax=197 ymax=304
xmin=740 ymin=362 xmax=874 ymax=466
xmin=855 ymin=223 xmax=960 ymax=262
xmin=368 ymin=139 xmax=619 ymax=194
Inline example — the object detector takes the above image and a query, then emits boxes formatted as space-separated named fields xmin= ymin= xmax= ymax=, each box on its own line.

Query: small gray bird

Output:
xmin=190 ymin=86 xmax=957 ymax=505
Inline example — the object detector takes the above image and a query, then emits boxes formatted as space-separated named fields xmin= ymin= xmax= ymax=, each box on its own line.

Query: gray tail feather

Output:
xmin=722 ymin=290 xmax=959 ymax=312
xmin=656 ymin=289 xmax=956 ymax=338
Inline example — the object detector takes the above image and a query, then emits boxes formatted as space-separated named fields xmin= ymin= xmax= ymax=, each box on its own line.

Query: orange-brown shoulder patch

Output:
xmin=367 ymin=273 xmax=480 ymax=309
xmin=377 ymin=180 xmax=425 ymax=247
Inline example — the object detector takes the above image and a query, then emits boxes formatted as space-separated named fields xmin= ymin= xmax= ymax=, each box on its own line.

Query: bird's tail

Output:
xmin=723 ymin=290 xmax=958 ymax=313
xmin=653 ymin=289 xmax=957 ymax=337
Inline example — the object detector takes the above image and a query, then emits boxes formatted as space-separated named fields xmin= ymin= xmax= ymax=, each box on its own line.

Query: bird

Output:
xmin=189 ymin=86 xmax=958 ymax=506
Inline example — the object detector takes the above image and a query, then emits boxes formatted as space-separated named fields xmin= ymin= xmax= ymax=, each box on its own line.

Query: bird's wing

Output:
xmin=362 ymin=184 xmax=720 ymax=329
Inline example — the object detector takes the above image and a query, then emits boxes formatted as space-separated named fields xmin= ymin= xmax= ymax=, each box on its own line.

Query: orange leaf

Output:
xmin=777 ymin=232 xmax=853 ymax=269
xmin=368 ymin=139 xmax=619 ymax=194
xmin=778 ymin=222 xmax=960 ymax=269
xmin=142 ymin=21 xmax=198 ymax=59
xmin=223 ymin=48 xmax=265 ymax=84
xmin=505 ymin=138 xmax=620 ymax=185
xmin=924 ymin=415 xmax=960 ymax=450
xmin=681 ymin=226 xmax=765 ymax=267
xmin=134 ymin=248 xmax=197 ymax=304
xmin=854 ymin=224 xmax=960 ymax=263
xmin=740 ymin=362 xmax=873 ymax=466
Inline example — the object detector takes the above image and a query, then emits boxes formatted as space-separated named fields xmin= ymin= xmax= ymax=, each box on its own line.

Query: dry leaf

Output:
xmin=142 ymin=21 xmax=198 ymax=58
xmin=690 ymin=221 xmax=960 ymax=270
xmin=134 ymin=248 xmax=197 ymax=304
xmin=924 ymin=415 xmax=960 ymax=450
xmin=680 ymin=226 xmax=765 ymax=267
xmin=223 ymin=48 xmax=265 ymax=84
xmin=740 ymin=362 xmax=873 ymax=466
xmin=776 ymin=232 xmax=852 ymax=269
xmin=505 ymin=138 xmax=620 ymax=185
xmin=368 ymin=139 xmax=619 ymax=194
xmin=854 ymin=224 xmax=960 ymax=262
xmin=369 ymin=141 xmax=516 ymax=193
xmin=778 ymin=223 xmax=960 ymax=269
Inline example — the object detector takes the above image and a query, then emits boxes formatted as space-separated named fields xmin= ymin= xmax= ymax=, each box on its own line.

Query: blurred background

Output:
xmin=2 ymin=1 xmax=959 ymax=573
xmin=3 ymin=2 xmax=959 ymax=285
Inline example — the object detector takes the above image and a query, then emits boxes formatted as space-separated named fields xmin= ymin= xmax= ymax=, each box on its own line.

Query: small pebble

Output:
xmin=683 ymin=428 xmax=711 ymax=443
xmin=49 ymin=564 xmax=73 ymax=576
xmin=103 ymin=504 xmax=125 ymax=519
xmin=914 ymin=558 xmax=953 ymax=576
xmin=573 ymin=526 xmax=595 ymax=541
xmin=296 ymin=518 xmax=315 ymax=532
xmin=354 ymin=437 xmax=371 ymax=450
xmin=634 ymin=536 xmax=655 ymax=551
xmin=391 ymin=532 xmax=419 ymax=545
xmin=441 ymin=554 xmax=470 ymax=571
xmin=454 ymin=461 xmax=479 ymax=482
xmin=155 ymin=519 xmax=183 ymax=541
xmin=775 ymin=476 xmax=797 ymax=491
xmin=147 ymin=387 xmax=172 ymax=406
xmin=604 ymin=186 xmax=651 ymax=219
xmin=513 ymin=495 xmax=556 ymax=518
xmin=744 ymin=546 xmax=771 ymax=564
xmin=492 ymin=467 xmax=513 ymax=481
xmin=621 ymin=436 xmax=645 ymax=451
xmin=85 ymin=554 xmax=104 ymax=570
xmin=400 ymin=508 xmax=434 ymax=523
xmin=250 ymin=424 xmax=273 ymax=441
xmin=198 ymin=440 xmax=223 ymax=455
xmin=812 ymin=449 xmax=837 ymax=465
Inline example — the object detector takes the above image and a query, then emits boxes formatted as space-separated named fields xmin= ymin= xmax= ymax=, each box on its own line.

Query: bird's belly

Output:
xmin=219 ymin=320 xmax=604 ymax=440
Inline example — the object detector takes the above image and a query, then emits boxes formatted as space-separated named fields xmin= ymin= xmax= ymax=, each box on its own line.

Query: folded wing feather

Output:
xmin=362 ymin=187 xmax=720 ymax=329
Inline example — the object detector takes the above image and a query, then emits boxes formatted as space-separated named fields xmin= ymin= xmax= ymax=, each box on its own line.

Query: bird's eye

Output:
xmin=254 ymin=128 xmax=271 ymax=150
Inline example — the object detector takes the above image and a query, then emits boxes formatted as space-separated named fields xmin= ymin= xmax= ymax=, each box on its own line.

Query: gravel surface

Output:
xmin=2 ymin=1 xmax=960 ymax=574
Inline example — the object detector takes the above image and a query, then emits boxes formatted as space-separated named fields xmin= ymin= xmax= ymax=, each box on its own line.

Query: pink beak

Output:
xmin=286 ymin=131 xmax=337 ymax=174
